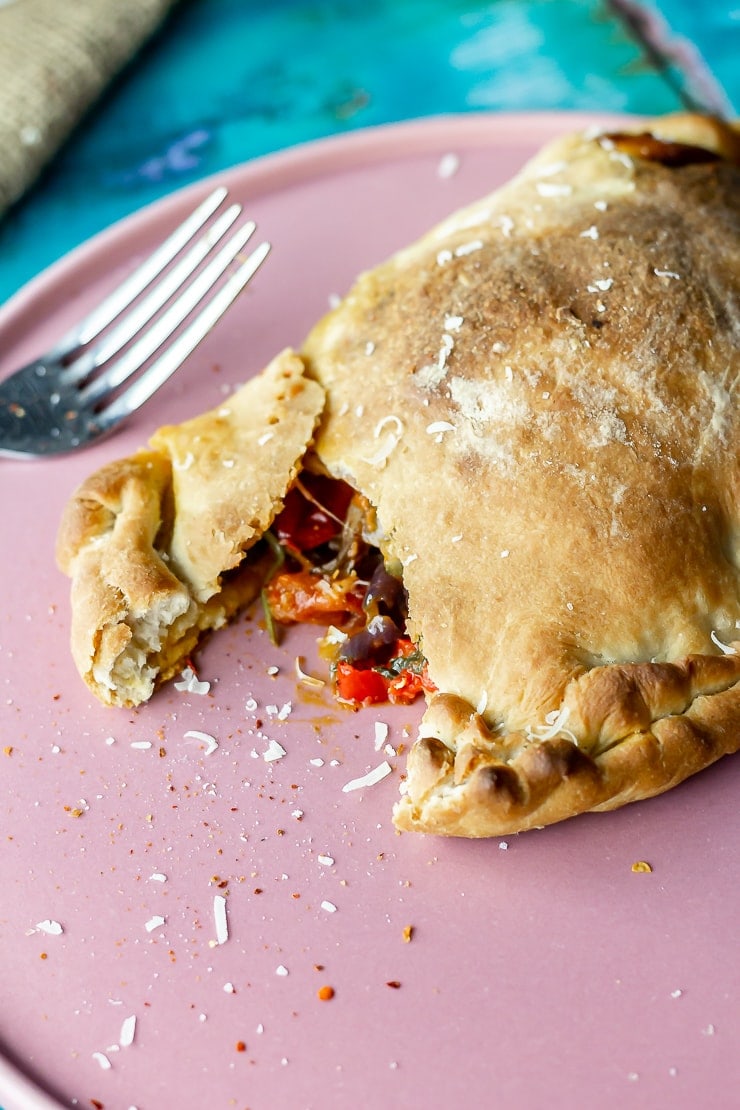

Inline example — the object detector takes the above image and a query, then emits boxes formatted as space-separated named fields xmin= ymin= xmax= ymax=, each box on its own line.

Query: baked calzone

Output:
xmin=57 ymin=113 xmax=740 ymax=836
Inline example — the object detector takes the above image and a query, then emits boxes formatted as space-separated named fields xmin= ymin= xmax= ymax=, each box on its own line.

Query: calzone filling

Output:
xmin=261 ymin=465 xmax=436 ymax=706
xmin=57 ymin=114 xmax=740 ymax=836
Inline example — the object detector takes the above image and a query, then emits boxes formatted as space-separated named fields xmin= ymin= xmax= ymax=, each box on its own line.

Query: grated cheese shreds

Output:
xmin=295 ymin=656 xmax=325 ymax=688
xmin=342 ymin=761 xmax=393 ymax=793
xmin=361 ymin=414 xmax=404 ymax=467
xmin=374 ymin=721 xmax=390 ymax=751
xmin=145 ymin=915 xmax=166 ymax=932
xmin=92 ymin=1052 xmax=112 ymax=1070
xmin=710 ymin=629 xmax=737 ymax=655
xmin=587 ymin=277 xmax=613 ymax=293
xmin=426 ymin=420 xmax=455 ymax=436
xmin=174 ymin=666 xmax=211 ymax=696
xmin=455 ymin=239 xmax=483 ymax=257
xmin=213 ymin=894 xmax=228 ymax=945
xmin=36 ymin=919 xmax=63 ymax=935
xmin=528 ymin=706 xmax=579 ymax=745
xmin=119 ymin=1015 xmax=136 ymax=1047
xmin=536 ymin=181 xmax=572 ymax=197
xmin=324 ymin=625 xmax=347 ymax=645
xmin=184 ymin=730 xmax=218 ymax=755
xmin=263 ymin=738 xmax=287 ymax=762
xmin=173 ymin=452 xmax=194 ymax=471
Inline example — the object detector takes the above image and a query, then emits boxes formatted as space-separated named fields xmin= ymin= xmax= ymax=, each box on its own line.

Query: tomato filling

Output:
xmin=262 ymin=471 xmax=435 ymax=707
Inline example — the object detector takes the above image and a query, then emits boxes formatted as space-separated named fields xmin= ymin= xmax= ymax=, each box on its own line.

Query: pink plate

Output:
xmin=1 ymin=113 xmax=738 ymax=1110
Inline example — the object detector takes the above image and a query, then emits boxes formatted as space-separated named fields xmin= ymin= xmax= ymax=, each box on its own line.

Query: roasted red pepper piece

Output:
xmin=273 ymin=474 xmax=355 ymax=552
xmin=264 ymin=569 xmax=364 ymax=624
xmin=387 ymin=669 xmax=426 ymax=704
xmin=335 ymin=661 xmax=390 ymax=705
xmin=334 ymin=639 xmax=436 ymax=707
xmin=386 ymin=641 xmax=437 ymax=704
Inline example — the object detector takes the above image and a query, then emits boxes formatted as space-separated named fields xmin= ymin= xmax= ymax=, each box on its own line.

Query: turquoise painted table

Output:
xmin=0 ymin=0 xmax=737 ymax=304
xmin=0 ymin=4 xmax=739 ymax=1110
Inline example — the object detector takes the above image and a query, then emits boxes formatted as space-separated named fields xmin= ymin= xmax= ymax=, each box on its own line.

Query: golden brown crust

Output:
xmin=148 ymin=350 xmax=324 ymax=602
xmin=56 ymin=350 xmax=324 ymax=705
xmin=300 ymin=112 xmax=740 ymax=835
xmin=393 ymin=652 xmax=740 ymax=836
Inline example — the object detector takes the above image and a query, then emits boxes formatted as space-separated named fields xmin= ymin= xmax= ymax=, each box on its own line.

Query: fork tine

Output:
xmin=96 ymin=241 xmax=271 ymax=432
xmin=62 ymin=205 xmax=250 ymax=386
xmin=49 ymin=187 xmax=230 ymax=356
xmin=79 ymin=220 xmax=261 ymax=406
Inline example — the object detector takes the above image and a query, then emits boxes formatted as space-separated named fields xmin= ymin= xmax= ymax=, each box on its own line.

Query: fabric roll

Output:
xmin=0 ymin=0 xmax=179 ymax=215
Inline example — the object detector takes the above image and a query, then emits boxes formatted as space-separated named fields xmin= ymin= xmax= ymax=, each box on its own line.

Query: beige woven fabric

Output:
xmin=0 ymin=0 xmax=179 ymax=215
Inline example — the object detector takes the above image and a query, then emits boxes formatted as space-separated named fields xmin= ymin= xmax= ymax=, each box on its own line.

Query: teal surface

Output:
xmin=0 ymin=0 xmax=737 ymax=304
xmin=650 ymin=0 xmax=738 ymax=113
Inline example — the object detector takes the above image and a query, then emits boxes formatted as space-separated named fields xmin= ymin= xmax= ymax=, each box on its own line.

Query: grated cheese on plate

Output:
xmin=35 ymin=919 xmax=63 ymax=936
xmin=342 ymin=761 xmax=393 ymax=793
xmin=213 ymin=894 xmax=228 ymax=945
xmin=184 ymin=730 xmax=218 ymax=756
xmin=119 ymin=1015 xmax=136 ymax=1047
xmin=263 ymin=738 xmax=287 ymax=762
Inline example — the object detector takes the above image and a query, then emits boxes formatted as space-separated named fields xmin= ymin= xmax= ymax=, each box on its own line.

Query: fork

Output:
xmin=0 ymin=187 xmax=270 ymax=459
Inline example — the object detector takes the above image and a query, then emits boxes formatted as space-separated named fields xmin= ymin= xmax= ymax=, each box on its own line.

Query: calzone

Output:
xmin=58 ymin=113 xmax=740 ymax=835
